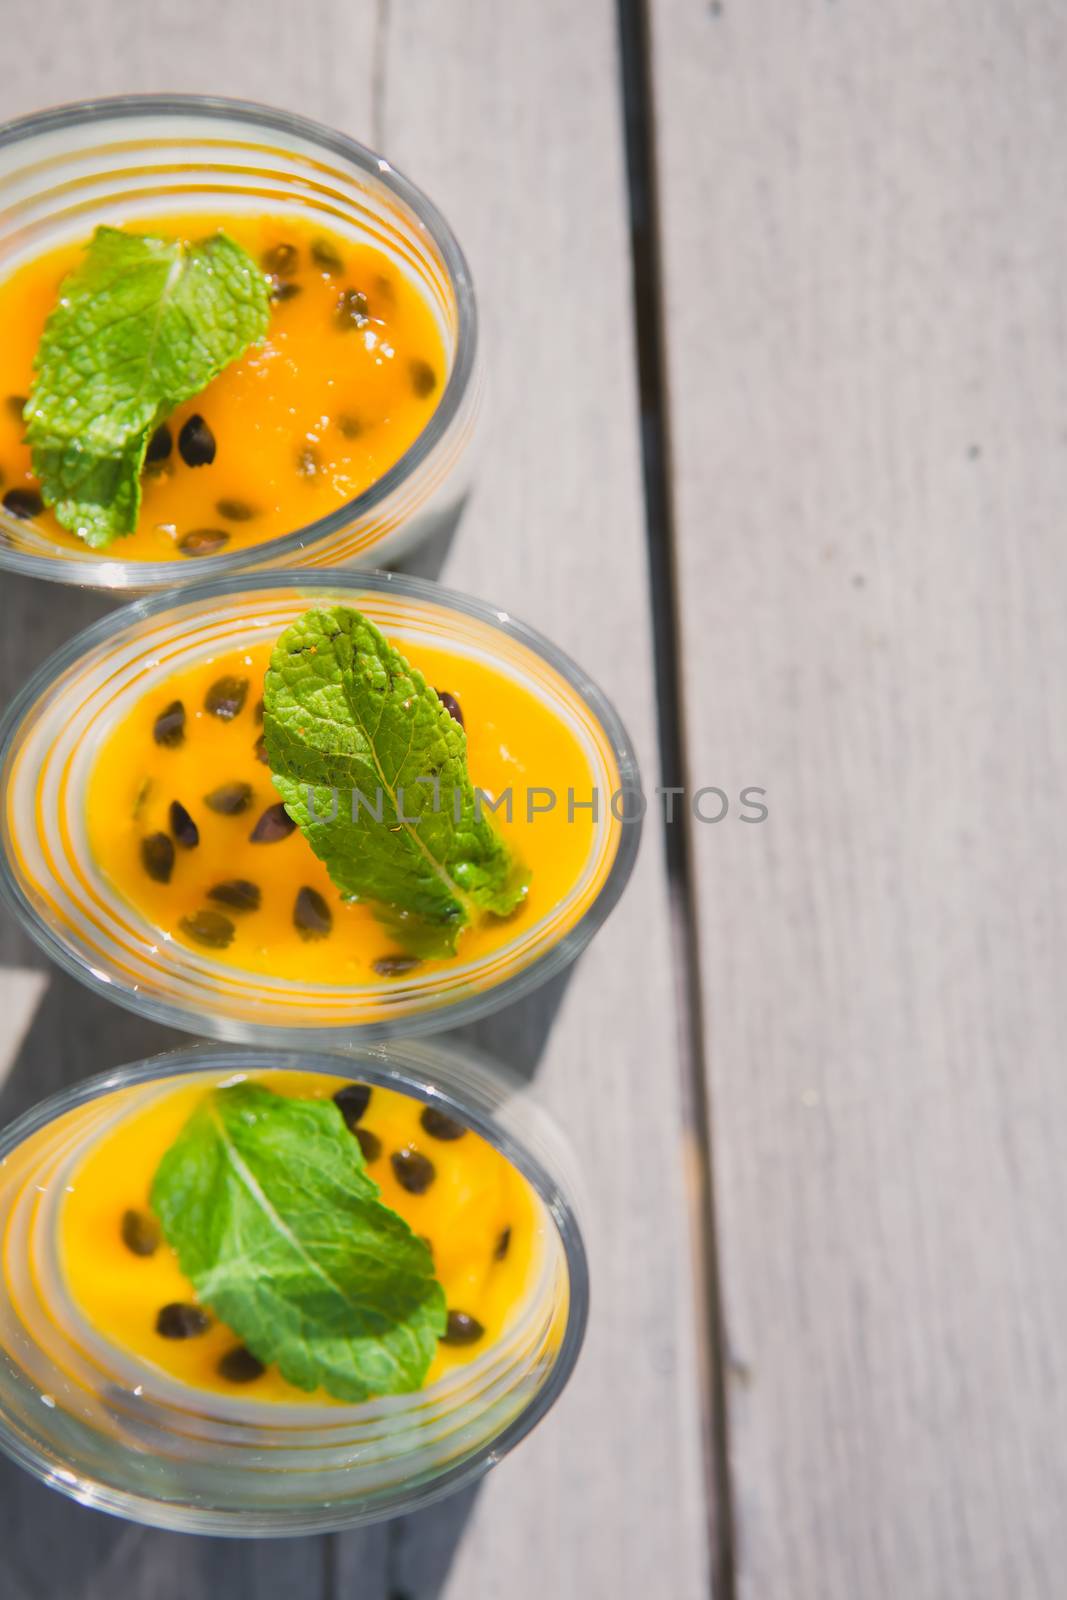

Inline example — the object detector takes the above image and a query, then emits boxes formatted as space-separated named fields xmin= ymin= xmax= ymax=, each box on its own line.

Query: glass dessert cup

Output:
xmin=0 ymin=570 xmax=641 ymax=1045
xmin=0 ymin=95 xmax=479 ymax=590
xmin=0 ymin=1041 xmax=588 ymax=1535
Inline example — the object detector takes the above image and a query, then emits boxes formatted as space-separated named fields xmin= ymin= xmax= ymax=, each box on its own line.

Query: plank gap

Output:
xmin=615 ymin=2 xmax=738 ymax=1595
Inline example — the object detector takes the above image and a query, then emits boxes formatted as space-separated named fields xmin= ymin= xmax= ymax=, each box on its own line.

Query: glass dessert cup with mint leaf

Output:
xmin=0 ymin=96 xmax=478 ymax=590
xmin=0 ymin=1041 xmax=587 ymax=1534
xmin=0 ymin=570 xmax=640 ymax=1043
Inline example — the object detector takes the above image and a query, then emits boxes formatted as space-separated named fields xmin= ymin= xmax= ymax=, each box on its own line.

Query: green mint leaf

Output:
xmin=263 ymin=606 xmax=530 ymax=947
xmin=150 ymin=1083 xmax=446 ymax=1401
xmin=25 ymin=227 xmax=270 ymax=548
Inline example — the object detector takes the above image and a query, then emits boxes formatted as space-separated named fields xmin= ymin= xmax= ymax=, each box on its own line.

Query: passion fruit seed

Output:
xmin=410 ymin=359 xmax=438 ymax=398
xmin=121 ymin=1208 xmax=160 ymax=1257
xmin=336 ymin=287 xmax=369 ymax=329
xmin=391 ymin=1147 xmax=436 ymax=1195
xmin=494 ymin=1227 xmax=511 ymax=1261
xmin=334 ymin=1083 xmax=372 ymax=1129
xmin=419 ymin=1106 xmax=466 ymax=1142
xmin=153 ymin=699 xmax=186 ymax=748
xmin=156 ymin=1303 xmax=211 ymax=1340
xmin=250 ymin=802 xmax=296 ymax=843
xmin=270 ymin=280 xmax=302 ymax=303
xmin=372 ymin=954 xmax=422 ymax=978
xmin=207 ymin=879 xmax=262 ymax=913
xmin=203 ymin=781 xmax=254 ymax=816
xmin=216 ymin=497 xmax=259 ymax=522
xmin=205 ymin=675 xmax=249 ymax=720
xmin=169 ymin=800 xmax=200 ymax=850
xmin=262 ymin=242 xmax=299 ymax=276
xmin=145 ymin=423 xmax=172 ymax=463
xmin=5 ymin=394 xmax=26 ymax=420
xmin=294 ymin=886 xmax=332 ymax=940
xmin=253 ymin=698 xmax=264 ymax=724
xmin=296 ymin=445 xmax=321 ymax=478
xmin=253 ymin=734 xmax=269 ymax=765
xmin=178 ymin=414 xmax=216 ymax=467
xmin=218 ymin=1346 xmax=265 ymax=1383
xmin=336 ymin=413 xmax=363 ymax=438
xmin=310 ymin=237 xmax=344 ymax=274
xmin=441 ymin=1311 xmax=485 ymax=1347
xmin=178 ymin=528 xmax=229 ymax=558
xmin=179 ymin=909 xmax=236 ymax=949
xmin=141 ymin=832 xmax=175 ymax=884
xmin=3 ymin=488 xmax=43 ymax=519
xmin=355 ymin=1127 xmax=382 ymax=1163
xmin=436 ymin=690 xmax=465 ymax=728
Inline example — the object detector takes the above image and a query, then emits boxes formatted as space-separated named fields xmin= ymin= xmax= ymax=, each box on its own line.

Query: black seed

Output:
xmin=419 ymin=1106 xmax=466 ymax=1142
xmin=216 ymin=497 xmax=258 ymax=522
xmin=153 ymin=699 xmax=186 ymax=748
xmin=204 ymin=675 xmax=249 ymax=721
xmin=169 ymin=800 xmax=200 ymax=849
xmin=296 ymin=445 xmax=321 ymax=478
xmin=207 ymin=878 xmax=261 ymax=913
xmin=178 ymin=414 xmax=216 ymax=467
xmin=145 ymin=423 xmax=172 ymax=463
xmin=494 ymin=1227 xmax=511 ymax=1262
xmin=156 ymin=1302 xmax=211 ymax=1340
xmin=6 ymin=394 xmax=27 ymax=421
xmin=294 ymin=886 xmax=332 ymax=939
xmin=253 ymin=734 xmax=269 ymax=765
xmin=335 ymin=287 xmax=369 ymax=329
xmin=253 ymin=698 xmax=264 ymax=724
xmin=121 ymin=1208 xmax=160 ymax=1257
xmin=250 ymin=802 xmax=296 ymax=843
xmin=270 ymin=279 xmax=303 ymax=303
xmin=141 ymin=832 xmax=175 ymax=884
xmin=311 ymin=237 xmax=345 ymax=274
xmin=262 ymin=242 xmax=299 ymax=276
xmin=436 ymin=690 xmax=464 ymax=728
xmin=373 ymin=953 xmax=422 ymax=978
xmin=373 ymin=272 xmax=396 ymax=305
xmin=179 ymin=909 xmax=235 ymax=949
xmin=410 ymin=359 xmax=438 ymax=398
xmin=132 ymin=779 xmax=153 ymax=820
xmin=334 ymin=1083 xmax=372 ymax=1129
xmin=218 ymin=1346 xmax=265 ymax=1383
xmin=178 ymin=528 xmax=229 ymax=558
xmin=355 ymin=1127 xmax=382 ymax=1163
xmin=3 ymin=488 xmax=43 ymax=519
xmin=203 ymin=781 xmax=254 ymax=816
xmin=336 ymin=412 xmax=363 ymax=439
xmin=441 ymin=1311 xmax=485 ymax=1347
xmin=391 ymin=1147 xmax=435 ymax=1195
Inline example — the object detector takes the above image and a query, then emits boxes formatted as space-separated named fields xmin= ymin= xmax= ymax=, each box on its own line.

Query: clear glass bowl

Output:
xmin=0 ymin=94 xmax=479 ymax=590
xmin=0 ymin=569 xmax=641 ymax=1044
xmin=0 ymin=1041 xmax=588 ymax=1534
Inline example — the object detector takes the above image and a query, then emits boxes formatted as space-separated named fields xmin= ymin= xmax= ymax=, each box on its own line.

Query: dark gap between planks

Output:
xmin=615 ymin=2 xmax=738 ymax=1596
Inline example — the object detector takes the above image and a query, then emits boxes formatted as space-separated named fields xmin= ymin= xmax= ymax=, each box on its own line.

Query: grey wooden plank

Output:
xmin=649 ymin=2 xmax=1067 ymax=1598
xmin=338 ymin=1 xmax=711 ymax=1596
xmin=0 ymin=3 xmax=390 ymax=1595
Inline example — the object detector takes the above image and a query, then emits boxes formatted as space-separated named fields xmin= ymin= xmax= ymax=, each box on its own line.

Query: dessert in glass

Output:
xmin=0 ymin=96 xmax=478 ymax=589
xmin=0 ymin=571 xmax=641 ymax=1042
xmin=0 ymin=1043 xmax=587 ymax=1532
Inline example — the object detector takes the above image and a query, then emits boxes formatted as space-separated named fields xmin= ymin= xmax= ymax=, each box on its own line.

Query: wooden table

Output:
xmin=1 ymin=3 xmax=1064 ymax=1597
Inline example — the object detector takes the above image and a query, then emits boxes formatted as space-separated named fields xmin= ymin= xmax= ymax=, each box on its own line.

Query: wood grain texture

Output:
xmin=0 ymin=1 xmax=711 ymax=1597
xmin=349 ymin=2 xmax=710 ymax=1595
xmin=649 ymin=2 xmax=1067 ymax=1597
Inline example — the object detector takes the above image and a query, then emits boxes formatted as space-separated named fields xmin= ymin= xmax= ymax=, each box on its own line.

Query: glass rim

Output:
xmin=0 ymin=1039 xmax=590 ymax=1533
xmin=0 ymin=567 xmax=643 ymax=1046
xmin=0 ymin=92 xmax=478 ymax=588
